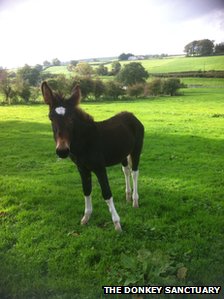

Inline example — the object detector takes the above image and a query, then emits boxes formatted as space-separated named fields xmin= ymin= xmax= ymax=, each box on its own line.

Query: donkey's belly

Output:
xmin=102 ymin=134 xmax=135 ymax=166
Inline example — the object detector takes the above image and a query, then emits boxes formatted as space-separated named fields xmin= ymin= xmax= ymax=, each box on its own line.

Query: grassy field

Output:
xmin=132 ymin=55 xmax=224 ymax=73
xmin=45 ymin=55 xmax=224 ymax=76
xmin=180 ymin=78 xmax=224 ymax=87
xmin=0 ymin=86 xmax=224 ymax=298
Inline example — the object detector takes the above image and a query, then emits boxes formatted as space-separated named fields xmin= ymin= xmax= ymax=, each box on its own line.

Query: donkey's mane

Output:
xmin=75 ymin=107 xmax=94 ymax=123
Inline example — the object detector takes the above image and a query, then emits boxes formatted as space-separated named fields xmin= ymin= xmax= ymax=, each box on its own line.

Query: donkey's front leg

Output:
xmin=78 ymin=167 xmax=92 ymax=225
xmin=94 ymin=168 xmax=121 ymax=231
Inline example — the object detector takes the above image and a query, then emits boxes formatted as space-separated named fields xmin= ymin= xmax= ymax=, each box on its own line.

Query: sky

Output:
xmin=0 ymin=0 xmax=224 ymax=68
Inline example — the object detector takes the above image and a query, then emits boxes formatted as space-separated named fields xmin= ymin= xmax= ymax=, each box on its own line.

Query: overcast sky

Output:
xmin=0 ymin=0 xmax=223 ymax=68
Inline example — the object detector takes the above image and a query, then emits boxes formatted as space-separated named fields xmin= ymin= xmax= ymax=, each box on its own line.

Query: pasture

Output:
xmin=0 ymin=87 xmax=224 ymax=298
xmin=44 ymin=55 xmax=224 ymax=76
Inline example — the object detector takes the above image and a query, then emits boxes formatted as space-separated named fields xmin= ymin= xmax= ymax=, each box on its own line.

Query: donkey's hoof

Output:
xmin=133 ymin=200 xmax=139 ymax=208
xmin=126 ymin=191 xmax=132 ymax=202
xmin=81 ymin=214 xmax=90 ymax=225
xmin=114 ymin=221 xmax=122 ymax=232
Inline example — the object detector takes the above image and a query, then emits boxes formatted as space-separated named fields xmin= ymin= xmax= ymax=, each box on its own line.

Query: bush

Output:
xmin=93 ymin=79 xmax=105 ymax=100
xmin=162 ymin=78 xmax=182 ymax=96
xmin=110 ymin=62 xmax=121 ymax=75
xmin=146 ymin=79 xmax=163 ymax=96
xmin=127 ymin=83 xmax=144 ymax=98
xmin=75 ymin=62 xmax=93 ymax=77
xmin=47 ymin=75 xmax=73 ymax=97
xmin=105 ymin=81 xmax=125 ymax=99
xmin=30 ymin=87 xmax=41 ymax=103
xmin=96 ymin=65 xmax=108 ymax=76
xmin=117 ymin=62 xmax=148 ymax=86
xmin=73 ymin=77 xmax=95 ymax=100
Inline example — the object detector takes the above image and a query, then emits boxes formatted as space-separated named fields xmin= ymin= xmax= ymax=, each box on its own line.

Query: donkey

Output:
xmin=41 ymin=82 xmax=144 ymax=231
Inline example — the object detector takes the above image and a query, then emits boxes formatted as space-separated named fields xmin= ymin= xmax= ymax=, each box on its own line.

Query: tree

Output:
xmin=93 ymin=79 xmax=105 ymax=100
xmin=43 ymin=60 xmax=51 ymax=68
xmin=34 ymin=64 xmax=43 ymax=72
xmin=70 ymin=60 xmax=78 ymax=67
xmin=75 ymin=62 xmax=93 ymax=77
xmin=118 ymin=53 xmax=134 ymax=61
xmin=215 ymin=42 xmax=224 ymax=55
xmin=0 ymin=69 xmax=15 ymax=104
xmin=184 ymin=39 xmax=214 ymax=56
xmin=111 ymin=61 xmax=121 ymax=75
xmin=73 ymin=77 xmax=95 ymax=100
xmin=96 ymin=64 xmax=108 ymax=76
xmin=199 ymin=39 xmax=214 ymax=56
xmin=67 ymin=60 xmax=79 ymax=72
xmin=184 ymin=40 xmax=197 ymax=56
xmin=162 ymin=78 xmax=182 ymax=96
xmin=47 ymin=74 xmax=73 ymax=96
xmin=127 ymin=83 xmax=144 ymax=98
xmin=52 ymin=58 xmax=61 ymax=66
xmin=14 ymin=76 xmax=31 ymax=103
xmin=147 ymin=79 xmax=162 ymax=96
xmin=105 ymin=81 xmax=124 ymax=99
xmin=17 ymin=64 xmax=41 ymax=86
xmin=117 ymin=62 xmax=148 ymax=86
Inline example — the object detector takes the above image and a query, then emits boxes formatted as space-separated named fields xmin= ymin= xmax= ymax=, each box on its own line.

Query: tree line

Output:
xmin=118 ymin=40 xmax=224 ymax=60
xmin=184 ymin=39 xmax=224 ymax=56
xmin=0 ymin=61 xmax=185 ymax=104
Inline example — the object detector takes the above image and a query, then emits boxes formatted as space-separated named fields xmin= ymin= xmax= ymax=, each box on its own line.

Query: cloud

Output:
xmin=0 ymin=0 xmax=29 ymax=10
xmin=0 ymin=0 xmax=223 ymax=68
xmin=150 ymin=0 xmax=224 ymax=22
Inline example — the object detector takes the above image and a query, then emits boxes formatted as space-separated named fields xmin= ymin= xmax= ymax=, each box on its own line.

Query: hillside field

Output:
xmin=0 ymin=86 xmax=224 ymax=298
xmin=44 ymin=55 xmax=224 ymax=77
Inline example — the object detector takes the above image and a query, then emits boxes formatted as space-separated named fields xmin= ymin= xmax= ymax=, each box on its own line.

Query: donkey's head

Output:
xmin=41 ymin=81 xmax=80 ymax=158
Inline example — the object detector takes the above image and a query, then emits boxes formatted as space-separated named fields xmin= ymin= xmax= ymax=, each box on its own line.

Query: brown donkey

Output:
xmin=41 ymin=82 xmax=144 ymax=231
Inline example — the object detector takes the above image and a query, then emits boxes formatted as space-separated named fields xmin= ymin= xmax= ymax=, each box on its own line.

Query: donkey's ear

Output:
xmin=69 ymin=85 xmax=81 ymax=106
xmin=41 ymin=81 xmax=54 ymax=106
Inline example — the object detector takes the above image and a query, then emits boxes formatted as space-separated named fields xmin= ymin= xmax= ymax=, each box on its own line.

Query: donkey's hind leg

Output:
xmin=122 ymin=158 xmax=132 ymax=202
xmin=130 ymin=145 xmax=143 ymax=208
xmin=131 ymin=170 xmax=139 ymax=208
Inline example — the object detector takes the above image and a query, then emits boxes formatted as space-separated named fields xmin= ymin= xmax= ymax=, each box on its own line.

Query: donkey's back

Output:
xmin=96 ymin=111 xmax=144 ymax=167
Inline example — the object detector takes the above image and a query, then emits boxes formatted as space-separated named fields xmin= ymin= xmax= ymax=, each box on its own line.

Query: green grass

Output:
xmin=142 ymin=55 xmax=224 ymax=73
xmin=120 ymin=55 xmax=224 ymax=73
xmin=43 ymin=65 xmax=70 ymax=75
xmin=181 ymin=77 xmax=224 ymax=87
xmin=1 ymin=87 xmax=224 ymax=298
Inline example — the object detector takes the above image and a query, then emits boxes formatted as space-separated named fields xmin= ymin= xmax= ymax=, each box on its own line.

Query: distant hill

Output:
xmin=44 ymin=55 xmax=224 ymax=76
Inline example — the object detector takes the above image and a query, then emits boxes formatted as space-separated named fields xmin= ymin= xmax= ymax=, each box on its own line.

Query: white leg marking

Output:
xmin=132 ymin=170 xmax=139 ymax=208
xmin=81 ymin=195 xmax=92 ymax=225
xmin=122 ymin=166 xmax=132 ymax=201
xmin=106 ymin=197 xmax=122 ymax=231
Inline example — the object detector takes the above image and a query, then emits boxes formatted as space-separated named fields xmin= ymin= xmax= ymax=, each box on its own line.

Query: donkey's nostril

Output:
xmin=56 ymin=148 xmax=70 ymax=158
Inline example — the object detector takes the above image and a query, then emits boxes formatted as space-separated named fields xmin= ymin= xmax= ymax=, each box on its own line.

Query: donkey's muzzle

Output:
xmin=56 ymin=138 xmax=70 ymax=158
xmin=56 ymin=147 xmax=70 ymax=158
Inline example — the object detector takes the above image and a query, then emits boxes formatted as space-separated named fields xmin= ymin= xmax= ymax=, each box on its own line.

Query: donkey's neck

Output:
xmin=74 ymin=107 xmax=94 ymax=124
xmin=70 ymin=107 xmax=96 ymax=155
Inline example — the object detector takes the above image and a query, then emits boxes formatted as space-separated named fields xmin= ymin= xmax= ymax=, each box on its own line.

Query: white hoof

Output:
xmin=133 ymin=200 xmax=139 ymax=208
xmin=81 ymin=214 xmax=90 ymax=225
xmin=114 ymin=221 xmax=122 ymax=231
